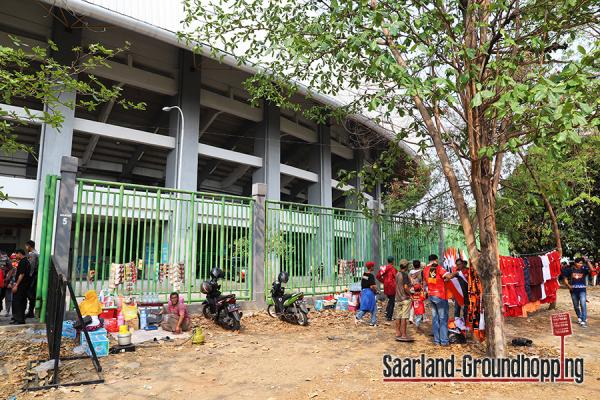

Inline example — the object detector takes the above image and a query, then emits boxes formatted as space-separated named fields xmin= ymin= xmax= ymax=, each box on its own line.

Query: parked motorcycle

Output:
xmin=267 ymin=271 xmax=309 ymax=325
xmin=201 ymin=268 xmax=242 ymax=330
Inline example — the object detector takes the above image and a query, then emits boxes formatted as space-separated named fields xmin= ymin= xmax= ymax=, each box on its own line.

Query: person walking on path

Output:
xmin=355 ymin=261 xmax=378 ymax=326
xmin=423 ymin=254 xmax=458 ymax=346
xmin=377 ymin=257 xmax=402 ymax=321
xmin=394 ymin=261 xmax=413 ymax=341
xmin=562 ymin=257 xmax=591 ymax=327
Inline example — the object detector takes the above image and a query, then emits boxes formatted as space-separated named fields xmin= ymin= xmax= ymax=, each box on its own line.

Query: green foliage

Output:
xmin=0 ymin=36 xmax=146 ymax=199
xmin=497 ymin=136 xmax=600 ymax=257
xmin=266 ymin=232 xmax=296 ymax=258
xmin=337 ymin=141 xmax=431 ymax=215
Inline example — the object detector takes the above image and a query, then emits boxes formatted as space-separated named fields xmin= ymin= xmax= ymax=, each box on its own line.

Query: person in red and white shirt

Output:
xmin=423 ymin=254 xmax=459 ymax=346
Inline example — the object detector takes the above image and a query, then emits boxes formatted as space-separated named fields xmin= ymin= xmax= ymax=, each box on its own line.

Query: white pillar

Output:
xmin=165 ymin=50 xmax=201 ymax=191
xmin=31 ymin=19 xmax=81 ymax=244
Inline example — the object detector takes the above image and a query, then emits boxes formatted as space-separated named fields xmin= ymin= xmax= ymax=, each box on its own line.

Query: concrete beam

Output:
xmin=280 ymin=117 xmax=318 ymax=143
xmin=91 ymin=59 xmax=177 ymax=96
xmin=198 ymin=143 xmax=262 ymax=168
xmin=73 ymin=118 xmax=176 ymax=148
xmin=331 ymin=139 xmax=354 ymax=159
xmin=280 ymin=164 xmax=318 ymax=183
xmin=201 ymin=90 xmax=262 ymax=122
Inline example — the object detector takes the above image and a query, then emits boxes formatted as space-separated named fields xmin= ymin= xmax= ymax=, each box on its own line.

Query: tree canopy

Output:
xmin=180 ymin=0 xmax=599 ymax=356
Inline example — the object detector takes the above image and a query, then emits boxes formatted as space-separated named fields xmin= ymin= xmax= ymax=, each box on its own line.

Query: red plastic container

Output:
xmin=99 ymin=309 xmax=117 ymax=319
xmin=104 ymin=318 xmax=118 ymax=333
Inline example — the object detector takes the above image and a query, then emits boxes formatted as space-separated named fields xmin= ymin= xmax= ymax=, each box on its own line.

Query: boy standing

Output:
xmin=411 ymin=283 xmax=426 ymax=333
xmin=394 ymin=261 xmax=413 ymax=341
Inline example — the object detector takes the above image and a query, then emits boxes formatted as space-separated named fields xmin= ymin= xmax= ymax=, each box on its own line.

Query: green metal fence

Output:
xmin=36 ymin=175 xmax=60 ymax=322
xmin=379 ymin=216 xmax=442 ymax=264
xmin=265 ymin=201 xmax=372 ymax=297
xmin=69 ymin=179 xmax=253 ymax=302
xmin=36 ymin=175 xmax=516 ymax=314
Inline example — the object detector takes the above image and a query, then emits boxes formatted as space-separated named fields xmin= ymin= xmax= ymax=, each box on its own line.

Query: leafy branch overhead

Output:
xmin=0 ymin=36 xmax=146 ymax=198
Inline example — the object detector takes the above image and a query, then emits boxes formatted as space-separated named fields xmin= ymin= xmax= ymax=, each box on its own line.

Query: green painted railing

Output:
xmin=36 ymin=176 xmax=515 ymax=310
xmin=265 ymin=201 xmax=372 ymax=297
xmin=69 ymin=179 xmax=253 ymax=302
xmin=36 ymin=175 xmax=59 ymax=322
xmin=379 ymin=216 xmax=442 ymax=264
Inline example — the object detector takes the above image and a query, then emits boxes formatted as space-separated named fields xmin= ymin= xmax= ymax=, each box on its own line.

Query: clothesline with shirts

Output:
xmin=442 ymin=248 xmax=563 ymax=343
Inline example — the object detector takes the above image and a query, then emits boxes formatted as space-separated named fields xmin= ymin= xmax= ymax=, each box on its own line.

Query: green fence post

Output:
xmin=40 ymin=175 xmax=57 ymax=323
xmin=34 ymin=175 xmax=51 ymax=317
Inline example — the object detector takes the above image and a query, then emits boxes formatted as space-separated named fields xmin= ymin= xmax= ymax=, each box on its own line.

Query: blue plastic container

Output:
xmin=62 ymin=321 xmax=76 ymax=339
xmin=314 ymin=300 xmax=324 ymax=311
xmin=81 ymin=339 xmax=109 ymax=358
xmin=336 ymin=297 xmax=349 ymax=311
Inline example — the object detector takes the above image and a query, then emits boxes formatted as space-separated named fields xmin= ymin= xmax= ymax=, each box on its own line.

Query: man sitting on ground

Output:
xmin=161 ymin=292 xmax=191 ymax=334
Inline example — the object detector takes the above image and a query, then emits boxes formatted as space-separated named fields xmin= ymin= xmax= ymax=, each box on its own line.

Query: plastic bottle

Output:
xmin=140 ymin=309 xmax=147 ymax=330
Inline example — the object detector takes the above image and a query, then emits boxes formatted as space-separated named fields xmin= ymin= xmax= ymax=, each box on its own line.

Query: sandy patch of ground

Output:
xmin=2 ymin=288 xmax=600 ymax=399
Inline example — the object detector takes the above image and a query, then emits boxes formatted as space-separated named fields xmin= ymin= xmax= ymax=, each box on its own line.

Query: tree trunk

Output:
xmin=475 ymin=194 xmax=506 ymax=358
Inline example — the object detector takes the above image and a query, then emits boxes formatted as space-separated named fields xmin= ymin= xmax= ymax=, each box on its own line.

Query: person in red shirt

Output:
xmin=410 ymin=283 xmax=426 ymax=333
xmin=423 ymin=254 xmax=458 ymax=346
xmin=376 ymin=256 xmax=400 ymax=321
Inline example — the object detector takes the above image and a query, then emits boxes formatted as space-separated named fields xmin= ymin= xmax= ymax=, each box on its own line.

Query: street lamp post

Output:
xmin=162 ymin=106 xmax=185 ymax=190
xmin=162 ymin=106 xmax=185 ymax=269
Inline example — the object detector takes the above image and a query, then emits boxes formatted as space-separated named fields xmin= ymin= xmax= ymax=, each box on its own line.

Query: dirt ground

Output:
xmin=1 ymin=287 xmax=600 ymax=400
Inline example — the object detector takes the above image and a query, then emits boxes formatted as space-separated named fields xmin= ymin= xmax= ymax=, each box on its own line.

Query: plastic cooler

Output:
xmin=80 ymin=328 xmax=109 ymax=358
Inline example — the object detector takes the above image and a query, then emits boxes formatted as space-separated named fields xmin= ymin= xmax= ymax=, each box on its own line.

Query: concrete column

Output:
xmin=166 ymin=50 xmax=201 ymax=191
xmin=31 ymin=19 xmax=81 ymax=244
xmin=251 ymin=183 xmax=267 ymax=306
xmin=308 ymin=124 xmax=332 ymax=207
xmin=344 ymin=149 xmax=366 ymax=209
xmin=252 ymin=102 xmax=280 ymax=200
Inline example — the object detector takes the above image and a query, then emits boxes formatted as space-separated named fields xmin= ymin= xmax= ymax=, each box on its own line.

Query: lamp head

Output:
xmin=162 ymin=106 xmax=173 ymax=112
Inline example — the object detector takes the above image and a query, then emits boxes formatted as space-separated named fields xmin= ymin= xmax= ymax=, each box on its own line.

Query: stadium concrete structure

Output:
xmin=0 ymin=0 xmax=411 ymax=253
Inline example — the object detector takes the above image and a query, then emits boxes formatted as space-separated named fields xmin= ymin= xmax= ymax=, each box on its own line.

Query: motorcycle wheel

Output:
xmin=228 ymin=311 xmax=241 ymax=330
xmin=296 ymin=310 xmax=309 ymax=326
xmin=267 ymin=304 xmax=278 ymax=318
xmin=202 ymin=304 xmax=216 ymax=320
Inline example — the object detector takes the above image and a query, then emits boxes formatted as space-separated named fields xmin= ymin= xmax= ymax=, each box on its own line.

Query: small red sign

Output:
xmin=551 ymin=312 xmax=572 ymax=337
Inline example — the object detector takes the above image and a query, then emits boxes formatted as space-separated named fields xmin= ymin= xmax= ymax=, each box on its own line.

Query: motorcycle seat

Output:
xmin=218 ymin=294 xmax=236 ymax=301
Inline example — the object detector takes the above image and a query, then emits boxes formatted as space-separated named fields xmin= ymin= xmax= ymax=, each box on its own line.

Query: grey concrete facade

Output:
xmin=308 ymin=124 xmax=332 ymax=208
xmin=252 ymin=102 xmax=281 ymax=201
xmin=165 ymin=50 xmax=201 ymax=191
xmin=31 ymin=18 xmax=81 ymax=244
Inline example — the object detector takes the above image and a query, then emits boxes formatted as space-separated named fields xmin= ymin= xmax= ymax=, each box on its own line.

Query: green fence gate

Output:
xmin=265 ymin=201 xmax=372 ymax=297
xmin=69 ymin=179 xmax=253 ymax=302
